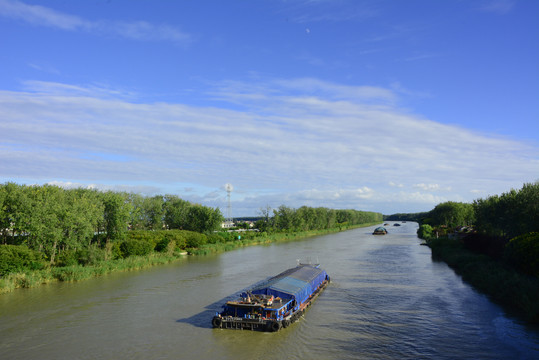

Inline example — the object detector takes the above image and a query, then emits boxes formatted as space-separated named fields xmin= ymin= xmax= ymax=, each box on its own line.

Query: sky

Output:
xmin=0 ymin=0 xmax=538 ymax=217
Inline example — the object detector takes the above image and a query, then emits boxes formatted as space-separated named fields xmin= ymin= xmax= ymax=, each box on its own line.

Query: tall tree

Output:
xmin=0 ymin=183 xmax=31 ymax=242
xmin=100 ymin=191 xmax=131 ymax=243
xmin=429 ymin=201 xmax=474 ymax=228
xmin=25 ymin=185 xmax=64 ymax=264
xmin=60 ymin=188 xmax=103 ymax=249
xmin=163 ymin=195 xmax=191 ymax=229
xmin=184 ymin=204 xmax=223 ymax=233
xmin=144 ymin=195 xmax=165 ymax=230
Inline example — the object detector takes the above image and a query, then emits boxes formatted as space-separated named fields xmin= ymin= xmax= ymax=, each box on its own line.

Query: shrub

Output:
xmin=165 ymin=240 xmax=176 ymax=256
xmin=206 ymin=233 xmax=225 ymax=244
xmin=56 ymin=246 xmax=106 ymax=267
xmin=417 ymin=224 xmax=433 ymax=240
xmin=155 ymin=237 xmax=171 ymax=252
xmin=0 ymin=245 xmax=45 ymax=276
xmin=462 ymin=233 xmax=507 ymax=259
xmin=183 ymin=231 xmax=207 ymax=248
xmin=126 ymin=230 xmax=162 ymax=248
xmin=56 ymin=249 xmax=79 ymax=267
xmin=108 ymin=242 xmax=123 ymax=260
xmin=163 ymin=231 xmax=187 ymax=249
xmin=505 ymin=232 xmax=539 ymax=277
xmin=215 ymin=231 xmax=236 ymax=242
xmin=119 ymin=239 xmax=155 ymax=258
xmin=76 ymin=245 xmax=106 ymax=266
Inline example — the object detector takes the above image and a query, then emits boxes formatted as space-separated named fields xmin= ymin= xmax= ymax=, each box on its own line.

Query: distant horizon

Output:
xmin=1 ymin=0 xmax=537 ymax=216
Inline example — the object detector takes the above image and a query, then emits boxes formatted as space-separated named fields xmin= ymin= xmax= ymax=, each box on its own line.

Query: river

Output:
xmin=1 ymin=223 xmax=538 ymax=359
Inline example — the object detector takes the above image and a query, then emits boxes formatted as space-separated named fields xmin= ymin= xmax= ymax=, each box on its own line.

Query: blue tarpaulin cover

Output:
xmin=249 ymin=265 xmax=328 ymax=306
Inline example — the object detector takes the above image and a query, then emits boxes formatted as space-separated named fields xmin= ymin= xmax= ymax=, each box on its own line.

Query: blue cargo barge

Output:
xmin=212 ymin=264 xmax=330 ymax=331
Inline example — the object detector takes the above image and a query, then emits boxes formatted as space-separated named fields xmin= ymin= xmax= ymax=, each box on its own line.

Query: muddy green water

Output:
xmin=1 ymin=223 xmax=538 ymax=359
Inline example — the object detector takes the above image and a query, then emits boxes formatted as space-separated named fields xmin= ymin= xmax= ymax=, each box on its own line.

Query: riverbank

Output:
xmin=0 ymin=222 xmax=377 ymax=294
xmin=188 ymin=224 xmax=376 ymax=255
xmin=426 ymin=237 xmax=539 ymax=324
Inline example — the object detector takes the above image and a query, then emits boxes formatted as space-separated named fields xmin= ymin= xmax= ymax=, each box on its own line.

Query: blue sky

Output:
xmin=1 ymin=0 xmax=538 ymax=216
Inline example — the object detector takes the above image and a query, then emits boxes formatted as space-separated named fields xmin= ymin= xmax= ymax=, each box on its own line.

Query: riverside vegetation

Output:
xmin=414 ymin=182 xmax=539 ymax=323
xmin=0 ymin=182 xmax=382 ymax=294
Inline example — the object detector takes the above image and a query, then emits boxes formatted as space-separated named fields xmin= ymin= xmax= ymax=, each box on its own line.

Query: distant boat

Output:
xmin=373 ymin=227 xmax=388 ymax=235
xmin=393 ymin=223 xmax=401 ymax=226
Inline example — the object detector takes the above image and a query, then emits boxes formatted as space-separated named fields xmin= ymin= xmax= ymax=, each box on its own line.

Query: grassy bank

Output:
xmin=426 ymin=237 xmax=539 ymax=324
xmin=0 ymin=223 xmax=376 ymax=294
xmin=0 ymin=252 xmax=182 ymax=294
xmin=188 ymin=225 xmax=374 ymax=255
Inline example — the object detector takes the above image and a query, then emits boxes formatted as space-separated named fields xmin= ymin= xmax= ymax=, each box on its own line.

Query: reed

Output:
xmin=0 ymin=253 xmax=185 ymax=293
xmin=0 ymin=223 xmax=376 ymax=294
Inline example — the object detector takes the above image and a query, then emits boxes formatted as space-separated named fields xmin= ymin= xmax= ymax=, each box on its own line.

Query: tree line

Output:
xmin=384 ymin=212 xmax=429 ymax=222
xmin=260 ymin=205 xmax=382 ymax=233
xmin=0 ymin=183 xmax=223 ymax=265
xmin=0 ymin=182 xmax=382 ymax=275
xmin=417 ymin=181 xmax=539 ymax=277
xmin=417 ymin=181 xmax=538 ymax=239
xmin=473 ymin=182 xmax=538 ymax=240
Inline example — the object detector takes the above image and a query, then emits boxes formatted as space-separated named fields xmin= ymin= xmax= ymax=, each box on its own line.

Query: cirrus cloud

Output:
xmin=0 ymin=0 xmax=192 ymax=44
xmin=1 ymin=77 xmax=537 ymax=215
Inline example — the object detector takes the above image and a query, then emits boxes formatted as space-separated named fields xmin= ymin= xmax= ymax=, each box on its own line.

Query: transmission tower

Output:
xmin=225 ymin=183 xmax=233 ymax=225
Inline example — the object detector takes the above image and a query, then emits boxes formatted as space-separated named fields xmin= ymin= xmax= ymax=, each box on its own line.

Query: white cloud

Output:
xmin=103 ymin=20 xmax=191 ymax=43
xmin=27 ymin=62 xmax=61 ymax=75
xmin=0 ymin=0 xmax=84 ymax=29
xmin=21 ymin=80 xmax=137 ymax=99
xmin=414 ymin=183 xmax=442 ymax=192
xmin=393 ymin=191 xmax=451 ymax=206
xmin=274 ymin=78 xmax=397 ymax=103
xmin=296 ymin=187 xmax=374 ymax=202
xmin=285 ymin=1 xmax=379 ymax=24
xmin=1 ymin=78 xmax=537 ymax=215
xmin=0 ymin=0 xmax=191 ymax=43
xmin=46 ymin=180 xmax=160 ymax=195
xmin=478 ymin=0 xmax=515 ymax=14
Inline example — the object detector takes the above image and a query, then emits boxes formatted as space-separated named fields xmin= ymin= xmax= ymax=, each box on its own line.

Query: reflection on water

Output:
xmin=1 ymin=223 xmax=538 ymax=359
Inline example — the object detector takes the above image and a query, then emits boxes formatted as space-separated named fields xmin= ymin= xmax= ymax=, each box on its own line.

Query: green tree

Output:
xmin=0 ymin=245 xmax=45 ymax=276
xmin=429 ymin=201 xmax=474 ymax=228
xmin=60 ymin=188 xmax=103 ymax=249
xmin=163 ymin=195 xmax=191 ymax=229
xmin=474 ymin=195 xmax=502 ymax=236
xmin=273 ymin=205 xmax=295 ymax=231
xmin=25 ymin=185 xmax=64 ymax=264
xmin=128 ymin=193 xmax=146 ymax=230
xmin=256 ymin=205 xmax=273 ymax=232
xmin=296 ymin=206 xmax=314 ymax=231
xmin=325 ymin=208 xmax=337 ymax=229
xmin=0 ymin=185 xmax=6 ymax=243
xmin=0 ymin=183 xmax=31 ymax=243
xmin=513 ymin=182 xmax=539 ymax=237
xmin=505 ymin=232 xmax=539 ymax=277
xmin=184 ymin=204 xmax=223 ymax=233
xmin=474 ymin=182 xmax=539 ymax=239
xmin=417 ymin=224 xmax=434 ymax=240
xmin=143 ymin=195 xmax=165 ymax=230
xmin=100 ymin=191 xmax=131 ymax=243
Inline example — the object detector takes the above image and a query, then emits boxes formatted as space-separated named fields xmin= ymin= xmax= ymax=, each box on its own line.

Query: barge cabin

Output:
xmin=212 ymin=263 xmax=330 ymax=332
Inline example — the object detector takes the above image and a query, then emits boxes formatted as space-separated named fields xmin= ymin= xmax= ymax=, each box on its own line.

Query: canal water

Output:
xmin=1 ymin=223 xmax=538 ymax=359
